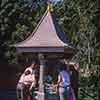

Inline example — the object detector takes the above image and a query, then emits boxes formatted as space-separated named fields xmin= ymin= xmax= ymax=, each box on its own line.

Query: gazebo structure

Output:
xmin=15 ymin=4 xmax=77 ymax=100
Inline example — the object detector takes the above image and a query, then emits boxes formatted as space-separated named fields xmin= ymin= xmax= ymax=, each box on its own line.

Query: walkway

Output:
xmin=0 ymin=89 xmax=17 ymax=100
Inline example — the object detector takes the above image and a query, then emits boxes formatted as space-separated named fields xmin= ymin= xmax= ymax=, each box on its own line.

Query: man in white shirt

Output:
xmin=16 ymin=62 xmax=38 ymax=100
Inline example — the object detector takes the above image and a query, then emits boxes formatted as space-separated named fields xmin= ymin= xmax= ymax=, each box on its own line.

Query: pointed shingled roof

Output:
xmin=15 ymin=6 xmax=75 ymax=53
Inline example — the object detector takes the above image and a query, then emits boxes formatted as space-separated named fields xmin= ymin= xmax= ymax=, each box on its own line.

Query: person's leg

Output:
xmin=16 ymin=84 xmax=22 ymax=100
xmin=24 ymin=85 xmax=29 ymax=100
xmin=59 ymin=87 xmax=65 ymax=100
xmin=16 ymin=88 xmax=21 ymax=100
xmin=59 ymin=87 xmax=71 ymax=100
xmin=16 ymin=86 xmax=19 ymax=99
xmin=19 ymin=83 xmax=25 ymax=100
xmin=24 ymin=85 xmax=32 ymax=100
xmin=21 ymin=87 xmax=24 ymax=100
xmin=66 ymin=87 xmax=71 ymax=100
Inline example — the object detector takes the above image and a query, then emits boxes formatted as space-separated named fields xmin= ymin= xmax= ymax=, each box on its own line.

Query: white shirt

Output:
xmin=19 ymin=73 xmax=35 ymax=85
xmin=23 ymin=74 xmax=35 ymax=85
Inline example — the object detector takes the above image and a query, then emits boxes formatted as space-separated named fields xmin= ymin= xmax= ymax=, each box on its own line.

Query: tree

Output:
xmin=0 ymin=0 xmax=46 ymax=64
xmin=54 ymin=0 xmax=99 ymax=99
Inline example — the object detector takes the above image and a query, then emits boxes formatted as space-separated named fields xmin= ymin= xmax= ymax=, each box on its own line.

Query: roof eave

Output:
xmin=16 ymin=46 xmax=75 ymax=53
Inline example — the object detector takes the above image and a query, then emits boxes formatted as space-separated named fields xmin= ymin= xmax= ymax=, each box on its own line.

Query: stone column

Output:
xmin=37 ymin=53 xmax=45 ymax=100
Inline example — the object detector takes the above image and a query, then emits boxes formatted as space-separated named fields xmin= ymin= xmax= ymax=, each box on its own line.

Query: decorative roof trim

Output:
xmin=16 ymin=47 xmax=74 ymax=53
xmin=16 ymin=47 xmax=64 ymax=53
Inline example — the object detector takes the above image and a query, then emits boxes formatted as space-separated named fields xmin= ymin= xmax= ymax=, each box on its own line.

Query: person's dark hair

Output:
xmin=24 ymin=70 xmax=31 ymax=75
xmin=59 ymin=64 xmax=67 ymax=71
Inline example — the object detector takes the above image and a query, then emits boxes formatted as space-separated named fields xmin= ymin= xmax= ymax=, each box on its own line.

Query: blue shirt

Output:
xmin=59 ymin=70 xmax=70 ymax=87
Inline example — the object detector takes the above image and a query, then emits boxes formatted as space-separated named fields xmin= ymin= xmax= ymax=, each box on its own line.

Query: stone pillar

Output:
xmin=37 ymin=53 xmax=45 ymax=100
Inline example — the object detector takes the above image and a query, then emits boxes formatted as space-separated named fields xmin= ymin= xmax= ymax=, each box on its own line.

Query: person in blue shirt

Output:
xmin=57 ymin=64 xmax=71 ymax=100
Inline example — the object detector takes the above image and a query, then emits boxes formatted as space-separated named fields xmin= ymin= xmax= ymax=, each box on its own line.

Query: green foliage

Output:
xmin=0 ymin=0 xmax=46 ymax=64
xmin=54 ymin=0 xmax=100 ymax=99
xmin=54 ymin=0 xmax=99 ymax=67
xmin=0 ymin=0 xmax=100 ymax=99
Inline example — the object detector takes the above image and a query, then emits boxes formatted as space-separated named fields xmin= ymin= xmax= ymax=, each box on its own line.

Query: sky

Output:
xmin=48 ymin=0 xmax=63 ymax=4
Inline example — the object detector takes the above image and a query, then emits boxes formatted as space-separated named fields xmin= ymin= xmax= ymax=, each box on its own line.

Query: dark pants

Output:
xmin=24 ymin=85 xmax=32 ymax=100
xmin=16 ymin=83 xmax=33 ymax=100
xmin=16 ymin=83 xmax=25 ymax=100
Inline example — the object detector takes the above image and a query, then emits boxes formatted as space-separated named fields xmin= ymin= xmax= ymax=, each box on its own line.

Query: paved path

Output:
xmin=0 ymin=88 xmax=59 ymax=100
xmin=0 ymin=89 xmax=17 ymax=100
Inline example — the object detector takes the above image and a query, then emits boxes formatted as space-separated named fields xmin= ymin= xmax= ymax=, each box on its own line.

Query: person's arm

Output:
xmin=29 ymin=74 xmax=36 ymax=91
xmin=57 ymin=74 xmax=62 ymax=85
xmin=24 ymin=67 xmax=29 ymax=73
xmin=29 ymin=81 xmax=36 ymax=91
xmin=54 ymin=74 xmax=61 ymax=88
xmin=54 ymin=74 xmax=62 ymax=95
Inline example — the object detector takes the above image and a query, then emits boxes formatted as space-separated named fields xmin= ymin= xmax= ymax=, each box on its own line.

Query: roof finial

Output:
xmin=47 ymin=0 xmax=54 ymax=12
